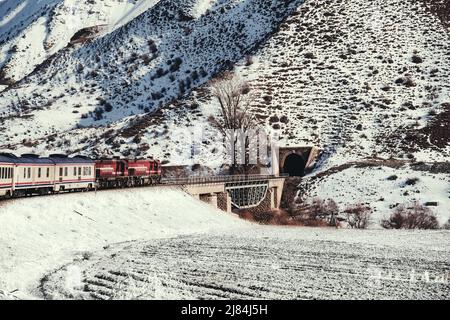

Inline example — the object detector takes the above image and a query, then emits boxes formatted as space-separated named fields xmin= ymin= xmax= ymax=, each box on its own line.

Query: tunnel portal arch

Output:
xmin=282 ymin=153 xmax=306 ymax=177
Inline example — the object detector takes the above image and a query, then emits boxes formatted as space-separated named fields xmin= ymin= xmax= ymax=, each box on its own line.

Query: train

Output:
xmin=0 ymin=153 xmax=162 ymax=199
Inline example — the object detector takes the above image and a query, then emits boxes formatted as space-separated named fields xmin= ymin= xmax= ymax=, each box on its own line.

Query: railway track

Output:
xmin=0 ymin=174 xmax=288 ymax=204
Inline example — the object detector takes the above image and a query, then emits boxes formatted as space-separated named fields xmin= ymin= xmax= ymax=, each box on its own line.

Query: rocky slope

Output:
xmin=1 ymin=0 xmax=447 ymax=165
xmin=0 ymin=0 xmax=448 ymax=210
xmin=0 ymin=0 xmax=303 ymax=154
xmin=0 ymin=0 xmax=161 ymax=85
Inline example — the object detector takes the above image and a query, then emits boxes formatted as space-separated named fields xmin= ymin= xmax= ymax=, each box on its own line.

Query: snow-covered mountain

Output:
xmin=0 ymin=0 xmax=303 ymax=151
xmin=0 ymin=0 xmax=448 ymax=209
xmin=0 ymin=0 xmax=160 ymax=84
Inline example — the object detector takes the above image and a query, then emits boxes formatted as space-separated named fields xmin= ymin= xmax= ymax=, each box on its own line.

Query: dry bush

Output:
xmin=245 ymin=55 xmax=254 ymax=66
xmin=443 ymin=218 xmax=450 ymax=230
xmin=411 ymin=55 xmax=423 ymax=64
xmin=381 ymin=202 xmax=439 ymax=230
xmin=405 ymin=177 xmax=419 ymax=186
xmin=238 ymin=209 xmax=299 ymax=226
xmin=239 ymin=198 xmax=341 ymax=227
xmin=344 ymin=203 xmax=372 ymax=229
xmin=270 ymin=209 xmax=300 ymax=226
xmin=291 ymin=198 xmax=339 ymax=227
xmin=238 ymin=211 xmax=255 ymax=222
xmin=82 ymin=251 xmax=93 ymax=260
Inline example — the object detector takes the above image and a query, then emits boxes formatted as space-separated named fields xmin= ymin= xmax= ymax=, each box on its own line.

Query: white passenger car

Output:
xmin=0 ymin=154 xmax=96 ymax=198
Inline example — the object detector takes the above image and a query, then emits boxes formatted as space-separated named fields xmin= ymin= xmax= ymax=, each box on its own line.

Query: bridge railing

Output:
xmin=161 ymin=174 xmax=288 ymax=186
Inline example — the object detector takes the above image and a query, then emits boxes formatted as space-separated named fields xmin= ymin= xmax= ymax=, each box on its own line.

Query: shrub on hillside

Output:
xmin=291 ymin=198 xmax=339 ymax=227
xmin=381 ymin=202 xmax=439 ymax=230
xmin=405 ymin=177 xmax=419 ymax=186
xmin=344 ymin=203 xmax=371 ymax=229
xmin=443 ymin=218 xmax=450 ymax=230
xmin=245 ymin=55 xmax=254 ymax=66
xmin=411 ymin=55 xmax=423 ymax=64
xmin=93 ymin=107 xmax=104 ymax=121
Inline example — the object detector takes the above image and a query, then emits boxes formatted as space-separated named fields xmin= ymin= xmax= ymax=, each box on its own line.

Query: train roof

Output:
xmin=49 ymin=155 xmax=95 ymax=164
xmin=19 ymin=157 xmax=55 ymax=164
xmin=0 ymin=154 xmax=54 ymax=164
xmin=0 ymin=154 xmax=17 ymax=163
xmin=0 ymin=153 xmax=94 ymax=165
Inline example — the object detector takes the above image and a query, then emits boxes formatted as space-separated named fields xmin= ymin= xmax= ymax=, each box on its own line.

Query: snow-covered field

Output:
xmin=0 ymin=188 xmax=449 ymax=300
xmin=41 ymin=228 xmax=450 ymax=300
xmin=0 ymin=187 xmax=247 ymax=298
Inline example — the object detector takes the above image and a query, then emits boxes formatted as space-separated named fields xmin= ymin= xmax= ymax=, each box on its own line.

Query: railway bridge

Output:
xmin=162 ymin=175 xmax=286 ymax=213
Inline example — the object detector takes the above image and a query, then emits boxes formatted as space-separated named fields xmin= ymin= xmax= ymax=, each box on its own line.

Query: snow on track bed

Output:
xmin=41 ymin=228 xmax=450 ymax=300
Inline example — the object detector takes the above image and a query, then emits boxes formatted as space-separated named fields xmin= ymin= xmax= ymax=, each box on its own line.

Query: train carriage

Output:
xmin=96 ymin=158 xmax=162 ymax=188
xmin=0 ymin=154 xmax=15 ymax=198
xmin=14 ymin=154 xmax=56 ymax=196
xmin=49 ymin=155 xmax=96 ymax=192
xmin=95 ymin=159 xmax=128 ymax=188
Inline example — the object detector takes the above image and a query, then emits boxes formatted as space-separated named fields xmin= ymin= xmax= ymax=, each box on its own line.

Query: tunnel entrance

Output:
xmin=283 ymin=154 xmax=306 ymax=177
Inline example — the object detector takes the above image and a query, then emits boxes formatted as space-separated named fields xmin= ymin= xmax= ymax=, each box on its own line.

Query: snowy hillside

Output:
xmin=0 ymin=0 xmax=303 ymax=151
xmin=0 ymin=0 xmax=448 ymax=215
xmin=0 ymin=0 xmax=160 ymax=85
xmin=0 ymin=187 xmax=247 ymax=297
xmin=1 ymin=0 xmax=447 ymax=164
xmin=299 ymin=162 xmax=450 ymax=225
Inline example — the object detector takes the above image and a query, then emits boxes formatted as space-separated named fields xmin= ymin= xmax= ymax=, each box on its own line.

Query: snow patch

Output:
xmin=191 ymin=0 xmax=215 ymax=18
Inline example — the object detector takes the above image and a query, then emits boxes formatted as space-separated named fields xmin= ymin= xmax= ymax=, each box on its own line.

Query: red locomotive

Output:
xmin=95 ymin=158 xmax=162 ymax=188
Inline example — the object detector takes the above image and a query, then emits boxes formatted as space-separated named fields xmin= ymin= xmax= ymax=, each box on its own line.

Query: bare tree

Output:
xmin=289 ymin=198 xmax=340 ymax=227
xmin=208 ymin=72 xmax=260 ymax=174
xmin=344 ymin=203 xmax=372 ymax=229
xmin=443 ymin=218 xmax=450 ymax=230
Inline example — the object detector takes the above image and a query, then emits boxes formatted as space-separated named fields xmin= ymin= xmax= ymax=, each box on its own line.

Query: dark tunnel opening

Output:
xmin=283 ymin=154 xmax=306 ymax=177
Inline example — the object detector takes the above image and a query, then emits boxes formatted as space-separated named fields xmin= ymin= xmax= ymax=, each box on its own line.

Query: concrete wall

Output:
xmin=199 ymin=193 xmax=218 ymax=208
xmin=217 ymin=192 xmax=232 ymax=213
xmin=268 ymin=178 xmax=285 ymax=209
